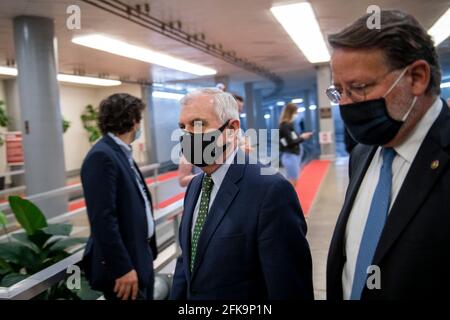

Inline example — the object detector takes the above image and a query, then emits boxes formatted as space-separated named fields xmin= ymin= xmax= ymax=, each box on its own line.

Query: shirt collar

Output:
xmin=394 ymin=97 xmax=442 ymax=164
xmin=208 ymin=147 xmax=238 ymax=188
xmin=107 ymin=132 xmax=132 ymax=159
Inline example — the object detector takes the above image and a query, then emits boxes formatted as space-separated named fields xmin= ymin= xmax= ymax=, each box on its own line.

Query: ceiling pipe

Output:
xmin=81 ymin=0 xmax=284 ymax=97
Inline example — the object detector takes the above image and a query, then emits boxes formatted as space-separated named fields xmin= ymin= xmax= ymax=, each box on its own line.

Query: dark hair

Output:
xmin=328 ymin=10 xmax=441 ymax=95
xmin=98 ymin=93 xmax=145 ymax=135
xmin=232 ymin=94 xmax=244 ymax=102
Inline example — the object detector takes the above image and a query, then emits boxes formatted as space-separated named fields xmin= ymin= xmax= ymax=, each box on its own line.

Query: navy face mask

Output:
xmin=339 ymin=67 xmax=417 ymax=146
xmin=180 ymin=120 xmax=230 ymax=167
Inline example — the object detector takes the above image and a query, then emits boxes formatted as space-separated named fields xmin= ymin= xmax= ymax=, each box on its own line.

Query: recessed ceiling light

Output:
xmin=271 ymin=2 xmax=330 ymax=63
xmin=428 ymin=7 xmax=450 ymax=46
xmin=72 ymin=34 xmax=217 ymax=76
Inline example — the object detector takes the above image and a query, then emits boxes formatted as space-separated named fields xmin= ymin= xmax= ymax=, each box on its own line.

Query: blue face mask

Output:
xmin=339 ymin=67 xmax=417 ymax=146
xmin=133 ymin=127 xmax=142 ymax=142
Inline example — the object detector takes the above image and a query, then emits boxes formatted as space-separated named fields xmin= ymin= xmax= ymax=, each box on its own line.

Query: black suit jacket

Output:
xmin=170 ymin=151 xmax=314 ymax=300
xmin=81 ymin=134 xmax=157 ymax=292
xmin=327 ymin=100 xmax=450 ymax=300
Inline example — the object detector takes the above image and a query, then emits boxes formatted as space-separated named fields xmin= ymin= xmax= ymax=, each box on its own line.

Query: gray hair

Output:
xmin=180 ymin=88 xmax=240 ymax=123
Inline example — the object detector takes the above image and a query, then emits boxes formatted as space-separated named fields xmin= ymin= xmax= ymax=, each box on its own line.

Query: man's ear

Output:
xmin=409 ymin=60 xmax=431 ymax=96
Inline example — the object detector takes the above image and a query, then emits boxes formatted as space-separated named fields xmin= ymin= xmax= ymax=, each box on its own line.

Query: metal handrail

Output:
xmin=0 ymin=169 xmax=25 ymax=179
xmin=0 ymin=198 xmax=184 ymax=300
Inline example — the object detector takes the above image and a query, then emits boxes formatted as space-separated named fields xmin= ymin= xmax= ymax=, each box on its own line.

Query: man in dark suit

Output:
xmin=81 ymin=93 xmax=157 ymax=300
xmin=170 ymin=88 xmax=313 ymax=300
xmin=326 ymin=10 xmax=450 ymax=300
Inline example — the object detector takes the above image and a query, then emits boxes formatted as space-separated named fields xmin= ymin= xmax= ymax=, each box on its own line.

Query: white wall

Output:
xmin=59 ymin=84 xmax=98 ymax=172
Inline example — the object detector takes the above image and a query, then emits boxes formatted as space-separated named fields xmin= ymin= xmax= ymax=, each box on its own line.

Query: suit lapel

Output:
xmin=181 ymin=174 xmax=202 ymax=280
xmin=373 ymin=105 xmax=450 ymax=265
xmin=191 ymin=158 xmax=245 ymax=280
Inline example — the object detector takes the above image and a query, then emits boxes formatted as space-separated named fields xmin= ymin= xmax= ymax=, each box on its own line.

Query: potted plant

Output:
xmin=80 ymin=105 xmax=101 ymax=144
xmin=0 ymin=196 xmax=101 ymax=299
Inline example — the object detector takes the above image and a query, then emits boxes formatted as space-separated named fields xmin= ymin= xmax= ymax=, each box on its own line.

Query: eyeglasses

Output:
xmin=325 ymin=68 xmax=400 ymax=104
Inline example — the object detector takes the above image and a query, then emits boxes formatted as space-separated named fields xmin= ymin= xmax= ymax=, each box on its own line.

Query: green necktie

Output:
xmin=191 ymin=174 xmax=214 ymax=272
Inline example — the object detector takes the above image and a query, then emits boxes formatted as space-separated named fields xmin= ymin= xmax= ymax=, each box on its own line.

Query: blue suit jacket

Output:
xmin=80 ymin=134 xmax=157 ymax=292
xmin=171 ymin=151 xmax=314 ymax=300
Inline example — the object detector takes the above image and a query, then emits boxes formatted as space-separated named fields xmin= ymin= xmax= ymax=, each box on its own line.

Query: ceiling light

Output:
xmin=0 ymin=66 xmax=18 ymax=76
xmin=276 ymin=101 xmax=285 ymax=106
xmin=264 ymin=114 xmax=271 ymax=119
xmin=152 ymin=91 xmax=184 ymax=100
xmin=297 ymin=107 xmax=306 ymax=113
xmin=240 ymin=113 xmax=247 ymax=118
xmin=57 ymin=74 xmax=121 ymax=86
xmin=309 ymin=104 xmax=317 ymax=110
xmin=292 ymin=98 xmax=303 ymax=104
xmin=72 ymin=34 xmax=217 ymax=76
xmin=428 ymin=7 xmax=450 ymax=46
xmin=0 ymin=66 xmax=121 ymax=86
xmin=271 ymin=2 xmax=330 ymax=63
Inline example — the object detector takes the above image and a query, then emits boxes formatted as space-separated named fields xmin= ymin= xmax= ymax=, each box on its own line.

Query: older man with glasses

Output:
xmin=326 ymin=10 xmax=450 ymax=300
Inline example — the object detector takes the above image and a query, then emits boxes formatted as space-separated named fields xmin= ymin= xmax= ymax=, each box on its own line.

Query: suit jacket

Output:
xmin=327 ymin=100 xmax=450 ymax=300
xmin=170 ymin=151 xmax=314 ymax=300
xmin=81 ymin=134 xmax=158 ymax=292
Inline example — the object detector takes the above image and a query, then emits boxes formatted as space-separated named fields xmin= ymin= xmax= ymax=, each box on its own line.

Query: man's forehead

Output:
xmin=331 ymin=48 xmax=388 ymax=82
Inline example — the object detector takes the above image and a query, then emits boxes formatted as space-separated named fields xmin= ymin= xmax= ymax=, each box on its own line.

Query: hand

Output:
xmin=300 ymin=132 xmax=313 ymax=140
xmin=114 ymin=269 xmax=139 ymax=300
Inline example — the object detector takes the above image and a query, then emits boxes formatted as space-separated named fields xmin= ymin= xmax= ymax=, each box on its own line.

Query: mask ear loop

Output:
xmin=401 ymin=96 xmax=417 ymax=122
xmin=383 ymin=67 xmax=409 ymax=98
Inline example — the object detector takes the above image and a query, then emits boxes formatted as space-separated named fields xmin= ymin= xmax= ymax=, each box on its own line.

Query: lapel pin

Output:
xmin=431 ymin=160 xmax=439 ymax=170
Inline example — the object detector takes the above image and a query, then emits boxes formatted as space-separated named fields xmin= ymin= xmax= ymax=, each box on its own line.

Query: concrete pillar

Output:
xmin=142 ymin=85 xmax=158 ymax=164
xmin=244 ymin=82 xmax=256 ymax=130
xmin=316 ymin=64 xmax=336 ymax=159
xmin=13 ymin=16 xmax=67 ymax=218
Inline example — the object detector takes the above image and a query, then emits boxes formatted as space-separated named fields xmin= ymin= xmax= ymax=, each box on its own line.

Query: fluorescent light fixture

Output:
xmin=57 ymin=74 xmax=121 ymax=86
xmin=291 ymin=98 xmax=303 ymax=104
xmin=240 ymin=113 xmax=247 ymax=118
xmin=309 ymin=104 xmax=317 ymax=110
xmin=297 ymin=107 xmax=306 ymax=113
xmin=0 ymin=66 xmax=18 ymax=76
xmin=441 ymin=81 xmax=450 ymax=89
xmin=276 ymin=101 xmax=285 ymax=106
xmin=271 ymin=2 xmax=330 ymax=63
xmin=264 ymin=114 xmax=271 ymax=119
xmin=152 ymin=83 xmax=164 ymax=87
xmin=0 ymin=66 xmax=121 ymax=86
xmin=152 ymin=91 xmax=184 ymax=100
xmin=72 ymin=34 xmax=217 ymax=76
xmin=428 ymin=7 xmax=450 ymax=46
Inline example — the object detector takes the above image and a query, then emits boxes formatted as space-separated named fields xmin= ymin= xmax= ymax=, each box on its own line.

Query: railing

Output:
xmin=0 ymin=198 xmax=183 ymax=300
xmin=0 ymin=161 xmax=186 ymax=299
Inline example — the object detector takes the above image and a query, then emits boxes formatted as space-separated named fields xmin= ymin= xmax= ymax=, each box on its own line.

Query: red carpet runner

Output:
xmin=295 ymin=160 xmax=331 ymax=217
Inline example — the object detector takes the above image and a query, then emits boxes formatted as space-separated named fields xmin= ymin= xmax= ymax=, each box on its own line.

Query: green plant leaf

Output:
xmin=0 ymin=273 xmax=28 ymax=287
xmin=8 ymin=196 xmax=48 ymax=235
xmin=0 ymin=257 xmax=13 ymax=273
xmin=11 ymin=233 xmax=41 ymax=253
xmin=0 ymin=211 xmax=7 ymax=228
xmin=42 ymin=224 xmax=72 ymax=236
xmin=0 ymin=242 xmax=25 ymax=264
xmin=48 ymin=237 xmax=87 ymax=252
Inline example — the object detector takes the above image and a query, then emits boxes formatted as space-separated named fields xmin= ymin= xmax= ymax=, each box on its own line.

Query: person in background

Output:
xmin=326 ymin=10 xmax=450 ymax=300
xmin=178 ymin=155 xmax=202 ymax=187
xmin=279 ymin=103 xmax=313 ymax=187
xmin=81 ymin=93 xmax=157 ymax=300
xmin=171 ymin=88 xmax=313 ymax=300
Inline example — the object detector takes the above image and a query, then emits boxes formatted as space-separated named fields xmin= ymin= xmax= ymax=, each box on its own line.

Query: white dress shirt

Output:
xmin=342 ymin=97 xmax=443 ymax=299
xmin=191 ymin=148 xmax=238 ymax=239
xmin=108 ymin=133 xmax=154 ymax=239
